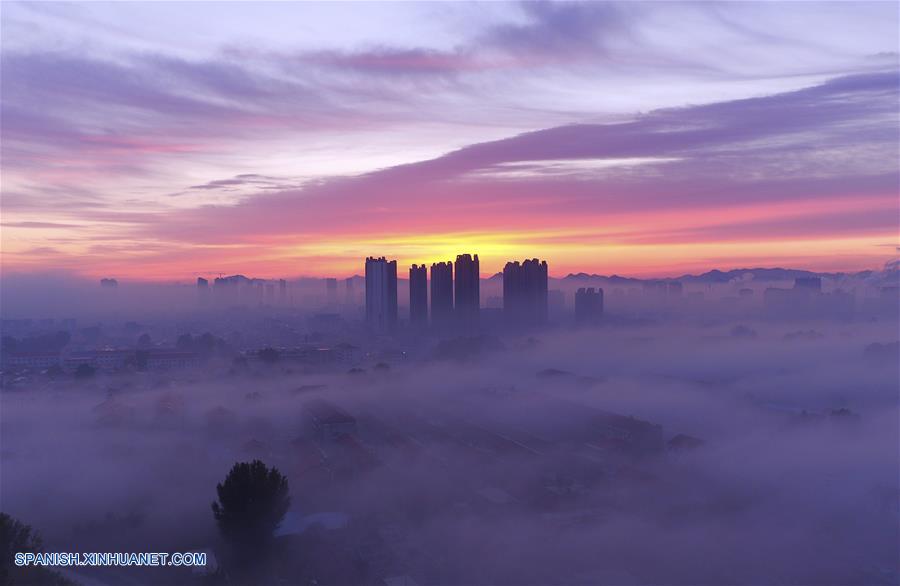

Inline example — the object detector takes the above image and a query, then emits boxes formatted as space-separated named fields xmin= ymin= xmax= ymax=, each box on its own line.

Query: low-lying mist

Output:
xmin=2 ymin=318 xmax=898 ymax=585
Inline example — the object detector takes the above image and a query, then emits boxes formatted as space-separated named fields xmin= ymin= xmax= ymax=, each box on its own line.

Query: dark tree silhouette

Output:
xmin=1 ymin=335 xmax=17 ymax=353
xmin=211 ymin=460 xmax=290 ymax=558
xmin=257 ymin=347 xmax=280 ymax=364
xmin=74 ymin=363 xmax=96 ymax=379
xmin=0 ymin=513 xmax=74 ymax=585
xmin=198 ymin=332 xmax=217 ymax=352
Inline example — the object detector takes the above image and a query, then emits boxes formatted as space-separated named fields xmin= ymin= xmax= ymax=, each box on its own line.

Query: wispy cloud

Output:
xmin=1 ymin=2 xmax=897 ymax=278
xmin=106 ymin=71 xmax=897 ymax=276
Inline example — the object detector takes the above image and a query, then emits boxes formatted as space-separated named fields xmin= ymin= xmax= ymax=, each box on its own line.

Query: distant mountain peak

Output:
xmin=551 ymin=266 xmax=887 ymax=284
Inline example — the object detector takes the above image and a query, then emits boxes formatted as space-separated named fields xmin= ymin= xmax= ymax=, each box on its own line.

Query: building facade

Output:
xmin=196 ymin=277 xmax=210 ymax=306
xmin=325 ymin=277 xmax=338 ymax=305
xmin=409 ymin=264 xmax=428 ymax=325
xmin=503 ymin=258 xmax=549 ymax=326
xmin=574 ymin=287 xmax=604 ymax=324
xmin=430 ymin=261 xmax=454 ymax=326
xmin=454 ymin=254 xmax=480 ymax=324
xmin=365 ymin=257 xmax=398 ymax=331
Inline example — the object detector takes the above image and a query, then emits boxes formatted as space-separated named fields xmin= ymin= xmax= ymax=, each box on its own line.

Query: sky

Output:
xmin=1 ymin=1 xmax=898 ymax=281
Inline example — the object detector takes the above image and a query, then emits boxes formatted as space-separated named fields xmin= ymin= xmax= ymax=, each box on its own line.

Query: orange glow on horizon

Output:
xmin=2 ymin=187 xmax=896 ymax=282
xmin=3 ymin=227 xmax=895 ymax=282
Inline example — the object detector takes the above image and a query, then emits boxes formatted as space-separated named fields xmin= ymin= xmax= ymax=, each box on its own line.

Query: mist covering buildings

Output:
xmin=575 ymin=287 xmax=604 ymax=324
xmin=1 ymin=260 xmax=898 ymax=585
xmin=1 ymin=0 xmax=898 ymax=583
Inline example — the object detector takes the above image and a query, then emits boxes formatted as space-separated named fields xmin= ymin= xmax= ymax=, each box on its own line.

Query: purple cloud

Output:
xmin=130 ymin=71 xmax=898 ymax=245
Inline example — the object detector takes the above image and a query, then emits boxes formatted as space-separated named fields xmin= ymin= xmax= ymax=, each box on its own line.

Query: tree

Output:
xmin=74 ymin=363 xmax=96 ymax=379
xmin=257 ymin=347 xmax=280 ymax=364
xmin=211 ymin=460 xmax=290 ymax=560
xmin=176 ymin=333 xmax=195 ymax=350
xmin=134 ymin=350 xmax=149 ymax=370
xmin=1 ymin=335 xmax=17 ymax=353
xmin=0 ymin=513 xmax=75 ymax=585
xmin=198 ymin=332 xmax=217 ymax=353
xmin=52 ymin=331 xmax=71 ymax=349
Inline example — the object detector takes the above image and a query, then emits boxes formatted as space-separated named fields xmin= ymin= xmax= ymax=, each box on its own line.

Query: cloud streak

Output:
xmin=1 ymin=2 xmax=897 ymax=279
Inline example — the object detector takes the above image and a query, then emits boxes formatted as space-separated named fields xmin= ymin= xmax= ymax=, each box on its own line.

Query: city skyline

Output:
xmin=2 ymin=5 xmax=898 ymax=586
xmin=2 ymin=2 xmax=898 ymax=281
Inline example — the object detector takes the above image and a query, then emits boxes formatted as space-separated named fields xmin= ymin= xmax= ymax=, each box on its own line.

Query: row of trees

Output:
xmin=0 ymin=513 xmax=75 ymax=585
xmin=1 ymin=331 xmax=71 ymax=354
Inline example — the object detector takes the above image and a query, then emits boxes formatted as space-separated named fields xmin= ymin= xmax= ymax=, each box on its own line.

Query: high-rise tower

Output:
xmin=197 ymin=277 xmax=210 ymax=306
xmin=502 ymin=258 xmax=549 ymax=326
xmin=454 ymin=254 xmax=480 ymax=324
xmin=574 ymin=287 xmax=604 ymax=324
xmin=365 ymin=257 xmax=398 ymax=331
xmin=409 ymin=264 xmax=428 ymax=325
xmin=430 ymin=261 xmax=453 ymax=327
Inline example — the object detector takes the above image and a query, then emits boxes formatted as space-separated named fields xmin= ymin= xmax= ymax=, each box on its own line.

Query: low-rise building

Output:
xmin=3 ymin=351 xmax=61 ymax=370
xmin=305 ymin=399 xmax=358 ymax=440
xmin=144 ymin=351 xmax=200 ymax=370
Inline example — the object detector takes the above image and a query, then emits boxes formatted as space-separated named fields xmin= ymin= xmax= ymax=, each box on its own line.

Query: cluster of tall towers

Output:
xmin=196 ymin=275 xmax=288 ymax=306
xmin=369 ymin=254 xmax=480 ymax=331
xmin=366 ymin=254 xmax=551 ymax=331
xmin=398 ymin=254 xmax=481 ymax=327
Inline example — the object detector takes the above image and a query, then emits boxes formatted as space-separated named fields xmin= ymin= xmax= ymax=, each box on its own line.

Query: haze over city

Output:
xmin=1 ymin=2 xmax=898 ymax=586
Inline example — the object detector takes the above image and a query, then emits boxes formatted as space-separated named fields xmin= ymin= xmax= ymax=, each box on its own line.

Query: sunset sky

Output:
xmin=1 ymin=1 xmax=898 ymax=281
